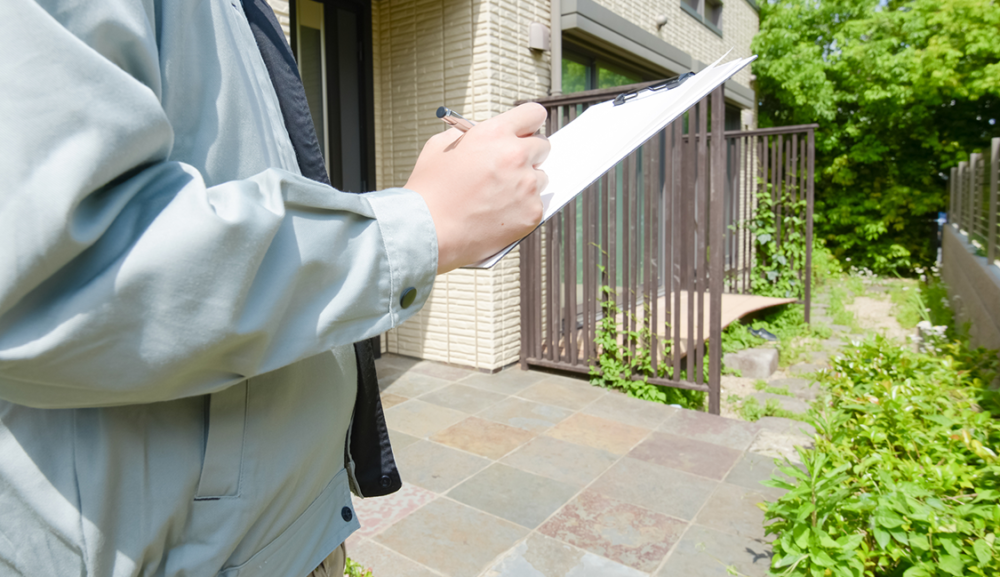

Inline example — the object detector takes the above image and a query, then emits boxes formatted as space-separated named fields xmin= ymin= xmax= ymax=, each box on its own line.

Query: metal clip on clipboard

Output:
xmin=613 ymin=72 xmax=696 ymax=106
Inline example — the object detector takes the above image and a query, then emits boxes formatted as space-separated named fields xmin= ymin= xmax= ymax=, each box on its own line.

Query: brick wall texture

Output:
xmin=372 ymin=0 xmax=551 ymax=370
xmin=591 ymin=0 xmax=758 ymax=91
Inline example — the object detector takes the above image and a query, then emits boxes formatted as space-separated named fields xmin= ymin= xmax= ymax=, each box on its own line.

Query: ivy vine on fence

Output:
xmin=588 ymin=265 xmax=706 ymax=409
xmin=746 ymin=182 xmax=808 ymax=299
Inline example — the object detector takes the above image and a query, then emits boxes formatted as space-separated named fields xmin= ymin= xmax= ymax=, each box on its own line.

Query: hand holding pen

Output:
xmin=405 ymin=103 xmax=550 ymax=274
xmin=437 ymin=107 xmax=475 ymax=132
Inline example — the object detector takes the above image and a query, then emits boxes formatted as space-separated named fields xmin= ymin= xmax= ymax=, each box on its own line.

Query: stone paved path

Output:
xmin=345 ymin=354 xmax=812 ymax=577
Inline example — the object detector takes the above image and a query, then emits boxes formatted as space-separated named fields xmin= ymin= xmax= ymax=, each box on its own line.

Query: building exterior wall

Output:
xmin=271 ymin=0 xmax=759 ymax=371
xmin=372 ymin=0 xmax=551 ymax=370
xmin=589 ymin=0 xmax=757 ymax=96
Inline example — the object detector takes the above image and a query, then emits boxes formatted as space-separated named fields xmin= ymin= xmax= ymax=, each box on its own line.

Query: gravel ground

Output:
xmin=846 ymin=294 xmax=913 ymax=342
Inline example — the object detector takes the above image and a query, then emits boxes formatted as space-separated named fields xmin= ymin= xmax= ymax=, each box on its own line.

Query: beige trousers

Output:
xmin=306 ymin=543 xmax=346 ymax=577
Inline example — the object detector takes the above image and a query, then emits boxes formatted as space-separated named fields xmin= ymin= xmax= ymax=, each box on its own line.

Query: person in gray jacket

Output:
xmin=0 ymin=1 xmax=550 ymax=576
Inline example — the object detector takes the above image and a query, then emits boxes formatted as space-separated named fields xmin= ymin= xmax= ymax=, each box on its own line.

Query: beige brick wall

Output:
xmin=589 ymin=0 xmax=758 ymax=90
xmin=373 ymin=0 xmax=551 ymax=370
xmin=266 ymin=0 xmax=291 ymax=39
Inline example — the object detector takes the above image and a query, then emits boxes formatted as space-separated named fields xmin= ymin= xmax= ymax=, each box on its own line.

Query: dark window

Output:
xmin=561 ymin=47 xmax=643 ymax=94
xmin=680 ymin=0 xmax=723 ymax=36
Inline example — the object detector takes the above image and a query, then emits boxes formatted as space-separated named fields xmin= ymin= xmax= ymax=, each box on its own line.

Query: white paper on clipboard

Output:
xmin=465 ymin=53 xmax=756 ymax=269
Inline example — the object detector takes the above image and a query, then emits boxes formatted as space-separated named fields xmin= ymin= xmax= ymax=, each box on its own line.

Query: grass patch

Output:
xmin=754 ymin=379 xmax=793 ymax=396
xmin=736 ymin=396 xmax=808 ymax=422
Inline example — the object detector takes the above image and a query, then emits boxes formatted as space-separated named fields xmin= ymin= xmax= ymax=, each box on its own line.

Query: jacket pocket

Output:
xmin=194 ymin=381 xmax=248 ymax=500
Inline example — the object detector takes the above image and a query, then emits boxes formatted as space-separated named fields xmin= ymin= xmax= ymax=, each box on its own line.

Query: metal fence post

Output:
xmin=950 ymin=166 xmax=957 ymax=227
xmin=971 ymin=153 xmax=983 ymax=241
xmin=959 ymin=161 xmax=968 ymax=234
xmin=805 ymin=129 xmax=814 ymax=323
xmin=991 ymin=138 xmax=1000 ymax=262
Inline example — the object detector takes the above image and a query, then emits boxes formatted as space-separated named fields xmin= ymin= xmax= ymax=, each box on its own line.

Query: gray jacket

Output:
xmin=0 ymin=1 xmax=437 ymax=576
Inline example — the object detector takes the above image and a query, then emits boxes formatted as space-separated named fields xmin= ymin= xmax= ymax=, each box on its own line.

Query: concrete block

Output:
xmin=722 ymin=347 xmax=778 ymax=379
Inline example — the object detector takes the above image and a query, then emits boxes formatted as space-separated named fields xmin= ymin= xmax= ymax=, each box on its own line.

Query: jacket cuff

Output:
xmin=364 ymin=188 xmax=437 ymax=327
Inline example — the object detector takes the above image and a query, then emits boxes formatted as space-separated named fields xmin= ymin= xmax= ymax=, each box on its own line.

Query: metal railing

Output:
xmin=518 ymin=82 xmax=815 ymax=414
xmin=950 ymin=138 xmax=1000 ymax=261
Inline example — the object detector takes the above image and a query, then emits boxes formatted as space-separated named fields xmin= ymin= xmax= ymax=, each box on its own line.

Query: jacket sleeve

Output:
xmin=0 ymin=1 xmax=437 ymax=408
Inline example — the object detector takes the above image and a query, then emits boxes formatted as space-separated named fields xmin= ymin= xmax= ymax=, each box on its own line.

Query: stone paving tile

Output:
xmin=657 ymin=409 xmax=760 ymax=451
xmin=747 ymin=429 xmax=812 ymax=464
xmin=477 ymin=397 xmax=574 ymax=433
xmin=419 ymin=384 xmax=507 ymax=414
xmin=539 ymin=490 xmax=686 ymax=573
xmin=694 ymin=483 xmax=773 ymax=541
xmin=589 ymin=456 xmax=718 ymax=521
xmin=376 ymin=354 xmax=421 ymax=372
xmin=516 ymin=376 xmax=605 ymax=410
xmin=447 ymin=463 xmax=578 ymax=528
xmin=656 ymin=524 xmax=773 ymax=577
xmin=582 ymin=390 xmax=679 ymax=430
xmin=457 ymin=370 xmax=548 ymax=396
xmin=501 ymin=435 xmax=619 ymax=487
xmin=408 ymin=360 xmax=478 ymax=382
xmin=544 ymin=413 xmax=650 ymax=455
xmin=484 ymin=532 xmax=646 ymax=577
xmin=395 ymin=440 xmax=490 ymax=493
xmin=346 ymin=538 xmax=445 ymax=577
xmin=724 ymin=452 xmax=789 ymax=501
xmin=629 ymin=431 xmax=742 ymax=480
xmin=387 ymin=429 xmax=421 ymax=451
xmin=753 ymin=417 xmax=817 ymax=439
xmin=384 ymin=373 xmax=453 ymax=399
xmin=381 ymin=392 xmax=408 ymax=410
xmin=431 ymin=416 xmax=536 ymax=460
xmin=375 ymin=498 xmax=529 ymax=577
xmin=384 ymin=400 xmax=468 ymax=438
xmin=353 ymin=482 xmax=437 ymax=538
xmin=376 ymin=367 xmax=405 ymax=388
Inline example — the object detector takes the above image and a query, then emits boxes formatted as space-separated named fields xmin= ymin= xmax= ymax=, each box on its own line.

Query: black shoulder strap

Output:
xmin=240 ymin=0 xmax=401 ymax=498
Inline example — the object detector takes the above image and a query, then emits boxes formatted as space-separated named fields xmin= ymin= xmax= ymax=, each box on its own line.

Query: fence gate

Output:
xmin=519 ymin=82 xmax=816 ymax=415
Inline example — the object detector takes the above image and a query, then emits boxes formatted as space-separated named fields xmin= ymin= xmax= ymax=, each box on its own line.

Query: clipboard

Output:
xmin=465 ymin=53 xmax=756 ymax=269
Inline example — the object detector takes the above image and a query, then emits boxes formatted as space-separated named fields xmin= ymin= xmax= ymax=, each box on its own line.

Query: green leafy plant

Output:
xmin=589 ymin=278 xmax=706 ymax=409
xmin=722 ymin=322 xmax=767 ymax=353
xmin=746 ymin=183 xmax=809 ymax=299
xmin=763 ymin=335 xmax=1000 ymax=577
xmin=345 ymin=558 xmax=374 ymax=577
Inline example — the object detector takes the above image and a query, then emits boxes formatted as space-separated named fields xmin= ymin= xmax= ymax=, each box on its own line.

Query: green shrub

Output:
xmin=589 ymin=283 xmax=706 ymax=409
xmin=345 ymin=558 xmax=374 ymax=577
xmin=763 ymin=336 xmax=1000 ymax=577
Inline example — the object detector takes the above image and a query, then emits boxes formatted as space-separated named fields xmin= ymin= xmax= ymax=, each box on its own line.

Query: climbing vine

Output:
xmin=588 ymin=272 xmax=706 ymax=409
xmin=746 ymin=183 xmax=808 ymax=299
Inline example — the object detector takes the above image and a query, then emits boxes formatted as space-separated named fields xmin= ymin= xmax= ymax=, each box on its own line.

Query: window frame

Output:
xmin=561 ymin=44 xmax=653 ymax=94
xmin=679 ymin=0 xmax=724 ymax=38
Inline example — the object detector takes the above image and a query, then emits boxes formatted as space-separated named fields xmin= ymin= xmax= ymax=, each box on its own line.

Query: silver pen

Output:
xmin=436 ymin=106 xmax=475 ymax=132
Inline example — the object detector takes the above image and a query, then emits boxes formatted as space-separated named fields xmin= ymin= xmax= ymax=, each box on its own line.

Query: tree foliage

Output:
xmin=752 ymin=0 xmax=1000 ymax=273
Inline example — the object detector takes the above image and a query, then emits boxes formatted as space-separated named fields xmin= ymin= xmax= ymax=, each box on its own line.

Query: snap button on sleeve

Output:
xmin=341 ymin=507 xmax=353 ymax=522
xmin=400 ymin=287 xmax=417 ymax=309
